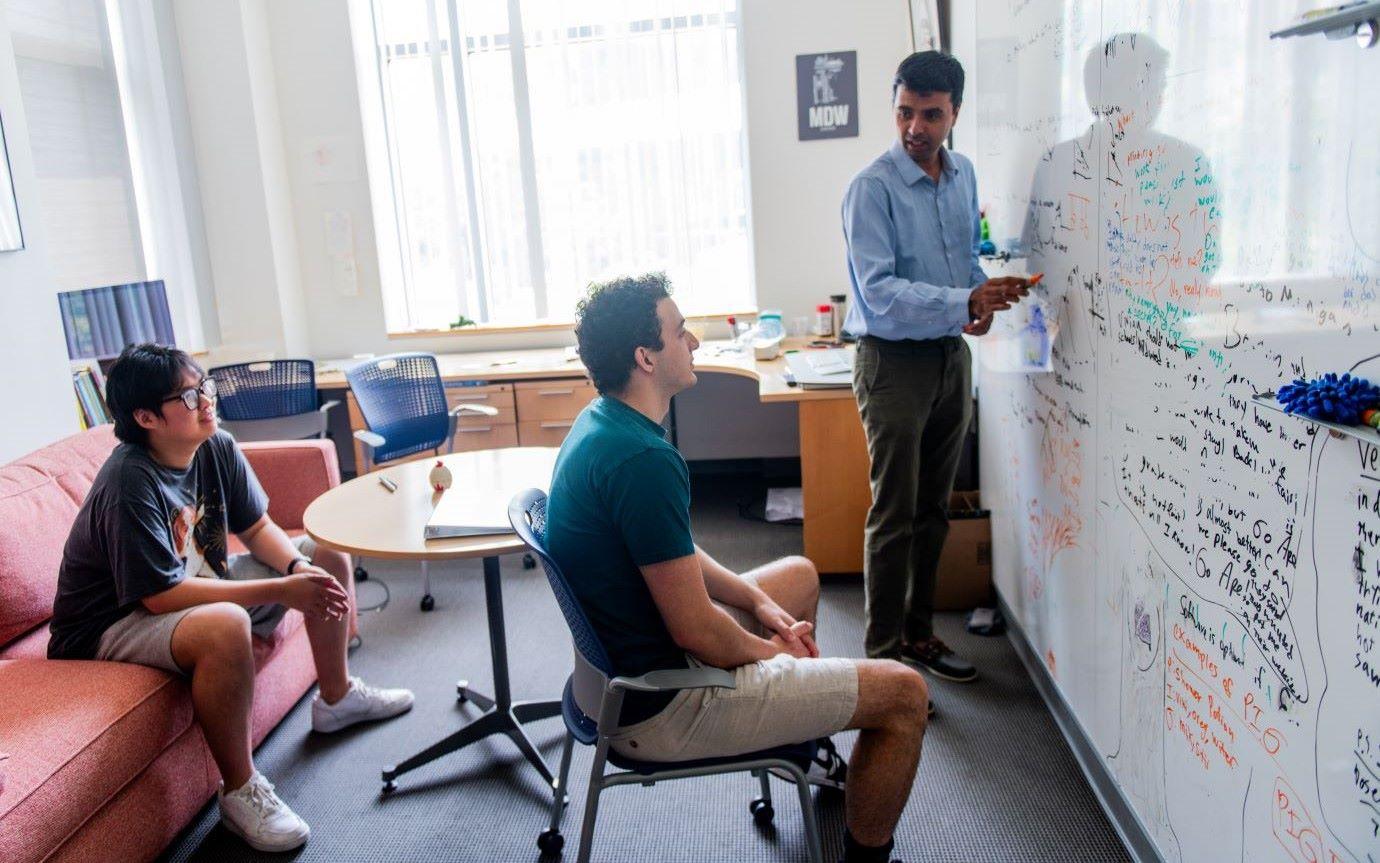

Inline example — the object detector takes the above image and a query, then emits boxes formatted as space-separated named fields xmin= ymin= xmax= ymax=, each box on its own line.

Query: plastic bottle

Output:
xmin=758 ymin=310 xmax=785 ymax=341
xmin=813 ymin=304 xmax=834 ymax=337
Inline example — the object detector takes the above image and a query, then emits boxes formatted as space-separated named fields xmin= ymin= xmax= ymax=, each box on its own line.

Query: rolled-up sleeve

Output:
xmin=843 ymin=176 xmax=972 ymax=330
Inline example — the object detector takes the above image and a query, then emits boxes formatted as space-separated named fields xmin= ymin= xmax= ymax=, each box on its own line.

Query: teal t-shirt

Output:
xmin=546 ymin=396 xmax=696 ymax=724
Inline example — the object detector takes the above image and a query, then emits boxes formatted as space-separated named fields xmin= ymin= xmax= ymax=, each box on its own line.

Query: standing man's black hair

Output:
xmin=574 ymin=272 xmax=672 ymax=395
xmin=893 ymin=50 xmax=965 ymax=108
xmin=105 ymin=343 xmax=204 ymax=446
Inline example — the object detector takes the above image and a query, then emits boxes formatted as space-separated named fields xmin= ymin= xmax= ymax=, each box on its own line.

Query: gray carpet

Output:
xmin=161 ymin=479 xmax=1130 ymax=863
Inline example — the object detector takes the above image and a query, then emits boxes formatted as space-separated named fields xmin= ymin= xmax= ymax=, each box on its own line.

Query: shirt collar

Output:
xmin=599 ymin=395 xmax=667 ymax=438
xmin=887 ymin=139 xmax=957 ymax=185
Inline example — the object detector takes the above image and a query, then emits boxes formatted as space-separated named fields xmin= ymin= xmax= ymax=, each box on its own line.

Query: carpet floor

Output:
xmin=161 ymin=479 xmax=1129 ymax=863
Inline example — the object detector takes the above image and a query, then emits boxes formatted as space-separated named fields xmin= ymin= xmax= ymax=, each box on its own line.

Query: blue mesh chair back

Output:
xmin=210 ymin=360 xmax=319 ymax=421
xmin=508 ymin=488 xmax=614 ymax=678
xmin=346 ymin=353 xmax=450 ymax=464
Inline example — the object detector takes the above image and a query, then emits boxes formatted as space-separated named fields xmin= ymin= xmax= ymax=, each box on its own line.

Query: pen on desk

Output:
xmin=783 ymin=369 xmax=798 ymax=387
xmin=378 ymin=476 xmax=397 ymax=493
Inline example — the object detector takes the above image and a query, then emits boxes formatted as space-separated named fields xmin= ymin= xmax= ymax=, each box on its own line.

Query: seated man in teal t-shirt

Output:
xmin=546 ymin=273 xmax=930 ymax=863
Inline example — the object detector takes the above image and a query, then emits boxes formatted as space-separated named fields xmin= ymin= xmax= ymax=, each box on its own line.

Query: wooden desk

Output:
xmin=318 ymin=341 xmax=871 ymax=573
xmin=303 ymin=448 xmax=563 ymax=793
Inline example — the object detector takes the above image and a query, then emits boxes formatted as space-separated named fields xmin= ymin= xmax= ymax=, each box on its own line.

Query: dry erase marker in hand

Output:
xmin=378 ymin=476 xmax=397 ymax=493
xmin=1028 ymin=272 xmax=1044 ymax=287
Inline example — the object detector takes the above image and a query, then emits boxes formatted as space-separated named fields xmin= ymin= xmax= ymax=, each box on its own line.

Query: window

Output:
xmin=6 ymin=0 xmax=210 ymax=350
xmin=363 ymin=0 xmax=753 ymax=331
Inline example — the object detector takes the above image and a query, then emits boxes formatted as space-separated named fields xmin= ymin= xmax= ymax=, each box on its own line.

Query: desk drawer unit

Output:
xmin=514 ymin=379 xmax=595 ymax=446
xmin=450 ymin=422 xmax=520 ymax=452
xmin=514 ymin=380 xmax=596 ymax=422
xmin=446 ymin=383 xmax=516 ymax=426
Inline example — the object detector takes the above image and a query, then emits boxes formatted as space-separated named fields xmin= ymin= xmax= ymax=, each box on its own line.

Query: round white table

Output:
xmin=304 ymin=447 xmax=562 ymax=793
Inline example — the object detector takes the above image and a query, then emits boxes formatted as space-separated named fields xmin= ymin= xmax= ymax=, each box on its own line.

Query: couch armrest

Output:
xmin=241 ymin=440 xmax=341 ymax=532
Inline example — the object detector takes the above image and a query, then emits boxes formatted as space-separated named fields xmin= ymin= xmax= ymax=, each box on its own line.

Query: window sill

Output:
xmin=387 ymin=310 xmax=758 ymax=340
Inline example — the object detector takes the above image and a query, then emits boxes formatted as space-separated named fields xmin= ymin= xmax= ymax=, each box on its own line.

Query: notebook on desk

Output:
xmin=424 ymin=489 xmax=512 ymax=539
xmin=785 ymin=349 xmax=853 ymax=389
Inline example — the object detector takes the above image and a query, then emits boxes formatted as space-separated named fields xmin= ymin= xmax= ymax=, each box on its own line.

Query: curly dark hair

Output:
xmin=106 ymin=342 xmax=204 ymax=446
xmin=574 ymin=273 xmax=672 ymax=395
xmin=894 ymin=50 xmax=964 ymax=108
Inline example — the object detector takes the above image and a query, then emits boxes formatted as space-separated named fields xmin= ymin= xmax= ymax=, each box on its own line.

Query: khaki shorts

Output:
xmin=95 ymin=535 xmax=316 ymax=675
xmin=609 ymin=604 xmax=860 ymax=762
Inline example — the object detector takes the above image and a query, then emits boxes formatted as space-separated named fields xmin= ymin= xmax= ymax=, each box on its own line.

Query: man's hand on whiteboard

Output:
xmin=968 ymin=276 xmax=1030 ymax=320
xmin=963 ymin=311 xmax=995 ymax=336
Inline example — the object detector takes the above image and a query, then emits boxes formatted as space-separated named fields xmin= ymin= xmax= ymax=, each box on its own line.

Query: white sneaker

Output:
xmin=311 ymin=676 xmax=414 ymax=733
xmin=218 ymin=772 xmax=310 ymax=852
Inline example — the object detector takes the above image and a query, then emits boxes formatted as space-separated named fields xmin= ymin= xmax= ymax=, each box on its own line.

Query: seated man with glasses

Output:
xmin=47 ymin=343 xmax=413 ymax=853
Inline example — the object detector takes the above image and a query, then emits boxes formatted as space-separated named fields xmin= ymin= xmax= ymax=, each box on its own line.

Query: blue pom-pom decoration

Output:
xmin=1276 ymin=373 xmax=1380 ymax=425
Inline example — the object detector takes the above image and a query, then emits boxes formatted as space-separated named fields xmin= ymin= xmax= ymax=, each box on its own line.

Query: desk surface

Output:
xmin=303 ymin=447 xmax=558 ymax=561
xmin=316 ymin=339 xmax=854 ymax=404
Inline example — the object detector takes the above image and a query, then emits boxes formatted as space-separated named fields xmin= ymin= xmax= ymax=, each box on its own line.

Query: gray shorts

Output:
xmin=609 ymin=604 xmax=860 ymax=762
xmin=95 ymin=535 xmax=316 ymax=675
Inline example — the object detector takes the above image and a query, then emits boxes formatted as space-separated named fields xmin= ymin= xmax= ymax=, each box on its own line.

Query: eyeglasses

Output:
xmin=161 ymin=378 xmax=217 ymax=411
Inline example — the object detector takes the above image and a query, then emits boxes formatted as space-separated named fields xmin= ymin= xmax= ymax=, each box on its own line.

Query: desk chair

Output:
xmin=346 ymin=353 xmax=497 ymax=610
xmin=508 ymin=488 xmax=826 ymax=863
xmin=210 ymin=359 xmax=340 ymax=442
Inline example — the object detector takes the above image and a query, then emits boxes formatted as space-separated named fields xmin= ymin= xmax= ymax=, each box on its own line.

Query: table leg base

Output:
xmin=380 ymin=697 xmax=563 ymax=792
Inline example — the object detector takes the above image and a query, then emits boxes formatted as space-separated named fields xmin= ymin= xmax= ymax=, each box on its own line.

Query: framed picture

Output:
xmin=0 ymin=108 xmax=23 ymax=252
xmin=796 ymin=50 xmax=859 ymax=141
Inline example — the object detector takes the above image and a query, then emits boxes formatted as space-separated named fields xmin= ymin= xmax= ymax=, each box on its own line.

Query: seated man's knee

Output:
xmin=882 ymin=660 xmax=929 ymax=728
xmin=314 ymin=547 xmax=353 ymax=587
xmin=784 ymin=555 xmax=819 ymax=592
xmin=178 ymin=603 xmax=253 ymax=665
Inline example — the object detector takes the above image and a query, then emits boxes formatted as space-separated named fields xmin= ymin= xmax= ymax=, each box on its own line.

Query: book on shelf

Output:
xmin=72 ymin=368 xmax=110 ymax=427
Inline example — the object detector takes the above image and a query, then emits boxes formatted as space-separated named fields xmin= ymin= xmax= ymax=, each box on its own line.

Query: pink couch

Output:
xmin=0 ymin=426 xmax=351 ymax=863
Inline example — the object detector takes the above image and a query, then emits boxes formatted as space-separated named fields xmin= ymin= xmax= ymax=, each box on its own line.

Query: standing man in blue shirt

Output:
xmin=842 ymin=52 xmax=1029 ymax=683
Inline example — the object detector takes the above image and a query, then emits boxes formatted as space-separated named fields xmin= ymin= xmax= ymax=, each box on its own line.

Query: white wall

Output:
xmin=177 ymin=0 xmax=913 ymax=361
xmin=741 ymin=0 xmax=912 ymax=323
xmin=0 ymin=13 xmax=81 ymax=462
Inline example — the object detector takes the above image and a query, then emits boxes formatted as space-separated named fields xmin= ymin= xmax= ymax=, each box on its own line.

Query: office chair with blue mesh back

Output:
xmin=209 ymin=359 xmax=340 ymax=442
xmin=508 ymin=488 xmax=826 ymax=863
xmin=346 ymin=353 xmax=498 ymax=610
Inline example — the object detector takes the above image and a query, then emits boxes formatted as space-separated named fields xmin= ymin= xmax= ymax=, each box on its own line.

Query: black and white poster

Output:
xmin=796 ymin=51 xmax=858 ymax=141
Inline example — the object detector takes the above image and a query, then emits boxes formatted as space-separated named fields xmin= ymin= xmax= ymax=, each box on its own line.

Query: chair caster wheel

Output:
xmin=523 ymin=553 xmax=537 ymax=569
xmin=749 ymin=798 xmax=774 ymax=826
xmin=421 ymin=594 xmax=435 ymax=611
xmin=381 ymin=780 xmax=396 ymax=795
xmin=457 ymin=680 xmax=469 ymax=702
xmin=355 ymin=565 xmax=369 ymax=582
xmin=537 ymin=829 xmax=564 ymax=854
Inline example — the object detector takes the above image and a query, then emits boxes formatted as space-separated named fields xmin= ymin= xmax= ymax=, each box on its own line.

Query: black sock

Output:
xmin=842 ymin=828 xmax=894 ymax=863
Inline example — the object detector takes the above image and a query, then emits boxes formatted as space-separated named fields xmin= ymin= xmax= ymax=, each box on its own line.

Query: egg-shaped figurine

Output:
xmin=429 ymin=459 xmax=453 ymax=492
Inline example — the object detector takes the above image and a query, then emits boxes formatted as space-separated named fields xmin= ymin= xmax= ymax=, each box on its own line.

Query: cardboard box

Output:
xmin=933 ymin=490 xmax=993 ymax=610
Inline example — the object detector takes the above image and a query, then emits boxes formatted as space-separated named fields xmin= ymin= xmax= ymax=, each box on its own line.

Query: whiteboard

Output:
xmin=973 ymin=2 xmax=1380 ymax=861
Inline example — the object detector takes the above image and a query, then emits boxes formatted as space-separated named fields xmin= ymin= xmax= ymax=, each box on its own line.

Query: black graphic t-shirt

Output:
xmin=47 ymin=431 xmax=268 ymax=659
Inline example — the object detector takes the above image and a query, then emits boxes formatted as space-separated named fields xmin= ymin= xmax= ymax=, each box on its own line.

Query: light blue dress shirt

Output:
xmin=841 ymin=141 xmax=989 ymax=341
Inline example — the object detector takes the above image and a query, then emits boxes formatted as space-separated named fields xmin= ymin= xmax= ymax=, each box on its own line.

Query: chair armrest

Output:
xmin=241 ymin=440 xmax=341 ymax=531
xmin=353 ymin=429 xmax=386 ymax=448
xmin=610 ymin=667 xmax=736 ymax=693
xmin=449 ymin=403 xmax=498 ymax=417
xmin=319 ymin=399 xmax=341 ymax=414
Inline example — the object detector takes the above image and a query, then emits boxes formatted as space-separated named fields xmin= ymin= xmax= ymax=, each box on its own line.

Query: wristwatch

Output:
xmin=286 ymin=557 xmax=311 ymax=575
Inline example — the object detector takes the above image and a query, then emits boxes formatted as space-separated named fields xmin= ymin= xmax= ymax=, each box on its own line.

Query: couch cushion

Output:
xmin=0 ymin=659 xmax=195 ymax=859
xmin=0 ymin=468 xmax=80 ymax=647
xmin=19 ymin=425 xmax=118 ymax=506
xmin=0 ymin=624 xmax=49 ymax=660
xmin=0 ymin=426 xmax=118 ymax=650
